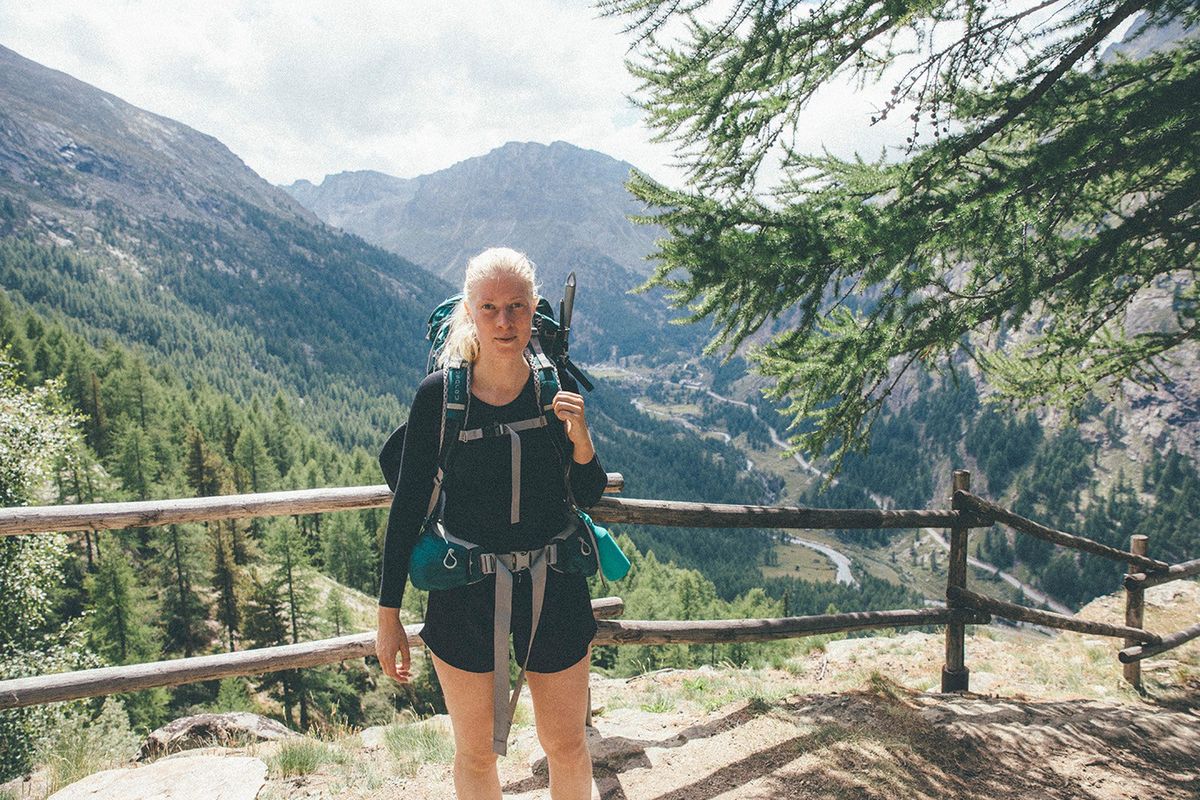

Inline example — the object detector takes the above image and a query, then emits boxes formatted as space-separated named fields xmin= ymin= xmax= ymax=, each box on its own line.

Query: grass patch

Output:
xmin=639 ymin=691 xmax=676 ymax=713
xmin=761 ymin=540 xmax=838 ymax=583
xmin=267 ymin=738 xmax=347 ymax=778
xmin=40 ymin=698 xmax=141 ymax=795
xmin=383 ymin=720 xmax=455 ymax=776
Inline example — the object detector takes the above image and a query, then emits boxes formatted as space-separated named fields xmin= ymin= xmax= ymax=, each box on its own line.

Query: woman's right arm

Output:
xmin=377 ymin=372 xmax=444 ymax=682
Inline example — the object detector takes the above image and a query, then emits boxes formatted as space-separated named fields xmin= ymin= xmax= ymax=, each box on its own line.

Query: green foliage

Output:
xmin=85 ymin=535 xmax=161 ymax=665
xmin=605 ymin=0 xmax=1200 ymax=472
xmin=212 ymin=677 xmax=258 ymax=713
xmin=0 ymin=354 xmax=99 ymax=780
xmin=965 ymin=408 xmax=1042 ymax=496
xmin=37 ymin=698 xmax=141 ymax=796
xmin=268 ymin=737 xmax=346 ymax=778
xmin=588 ymin=382 xmax=777 ymax=599
xmin=762 ymin=573 xmax=925 ymax=620
xmin=591 ymin=533 xmax=792 ymax=675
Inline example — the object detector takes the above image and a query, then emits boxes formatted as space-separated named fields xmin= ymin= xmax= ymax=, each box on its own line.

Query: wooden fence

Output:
xmin=0 ymin=467 xmax=1197 ymax=709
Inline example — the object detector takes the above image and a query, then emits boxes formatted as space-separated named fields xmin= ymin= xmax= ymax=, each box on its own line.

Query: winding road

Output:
xmin=630 ymin=395 xmax=856 ymax=585
xmin=694 ymin=383 xmax=1069 ymax=611
xmin=609 ymin=364 xmax=1069 ymax=609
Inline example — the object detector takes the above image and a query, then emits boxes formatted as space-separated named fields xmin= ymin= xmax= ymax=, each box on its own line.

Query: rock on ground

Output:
xmin=47 ymin=754 xmax=267 ymax=800
xmin=140 ymin=712 xmax=299 ymax=760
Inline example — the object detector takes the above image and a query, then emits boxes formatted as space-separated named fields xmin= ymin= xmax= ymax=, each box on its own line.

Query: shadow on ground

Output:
xmin=507 ymin=680 xmax=1200 ymax=800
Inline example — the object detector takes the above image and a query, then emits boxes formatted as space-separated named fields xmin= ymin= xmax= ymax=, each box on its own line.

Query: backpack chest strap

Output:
xmin=457 ymin=415 xmax=548 ymax=524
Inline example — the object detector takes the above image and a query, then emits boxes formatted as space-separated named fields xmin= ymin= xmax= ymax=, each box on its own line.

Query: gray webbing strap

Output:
xmin=491 ymin=564 xmax=513 ymax=754
xmin=424 ymin=467 xmax=445 ymax=519
xmin=457 ymin=417 xmax=547 ymax=440
xmin=490 ymin=550 xmax=548 ymax=755
xmin=458 ymin=417 xmax=548 ymax=525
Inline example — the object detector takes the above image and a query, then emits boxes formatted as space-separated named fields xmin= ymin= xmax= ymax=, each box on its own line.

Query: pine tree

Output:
xmin=158 ymin=524 xmax=212 ymax=658
xmin=211 ymin=521 xmax=242 ymax=652
xmin=323 ymin=588 xmax=351 ymax=638
xmin=321 ymin=511 xmax=376 ymax=595
xmin=111 ymin=423 xmax=156 ymax=501
xmin=253 ymin=519 xmax=321 ymax=729
xmin=605 ymin=0 xmax=1200 ymax=470
xmin=242 ymin=565 xmax=298 ymax=725
xmin=86 ymin=538 xmax=159 ymax=665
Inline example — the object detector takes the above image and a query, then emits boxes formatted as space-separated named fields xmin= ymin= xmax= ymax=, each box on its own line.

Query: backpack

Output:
xmin=378 ymin=284 xmax=592 ymax=494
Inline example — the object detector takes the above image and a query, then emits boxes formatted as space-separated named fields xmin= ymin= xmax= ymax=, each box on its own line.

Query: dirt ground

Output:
xmin=269 ymin=581 xmax=1200 ymax=800
xmin=20 ymin=582 xmax=1200 ymax=800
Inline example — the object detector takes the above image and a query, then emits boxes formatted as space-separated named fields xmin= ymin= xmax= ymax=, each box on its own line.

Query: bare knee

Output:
xmin=455 ymin=742 xmax=498 ymax=775
xmin=538 ymin=723 xmax=588 ymax=764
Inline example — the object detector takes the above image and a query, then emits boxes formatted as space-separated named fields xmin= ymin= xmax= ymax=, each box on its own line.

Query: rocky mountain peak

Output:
xmin=282 ymin=138 xmax=661 ymax=284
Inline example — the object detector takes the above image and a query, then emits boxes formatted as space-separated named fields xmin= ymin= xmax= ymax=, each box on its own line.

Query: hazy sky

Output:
xmin=0 ymin=1 xmax=944 ymax=187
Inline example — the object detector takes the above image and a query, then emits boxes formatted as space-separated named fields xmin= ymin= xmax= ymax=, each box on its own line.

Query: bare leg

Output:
xmin=526 ymin=647 xmax=594 ymax=800
xmin=429 ymin=650 xmax=501 ymax=800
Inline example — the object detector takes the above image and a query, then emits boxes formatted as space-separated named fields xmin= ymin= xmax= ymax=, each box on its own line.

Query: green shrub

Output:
xmin=39 ymin=697 xmax=141 ymax=795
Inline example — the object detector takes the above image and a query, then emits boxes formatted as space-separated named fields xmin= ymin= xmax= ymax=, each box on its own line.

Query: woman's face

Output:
xmin=467 ymin=273 xmax=535 ymax=363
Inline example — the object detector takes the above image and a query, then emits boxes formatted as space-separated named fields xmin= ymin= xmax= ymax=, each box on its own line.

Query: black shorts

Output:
xmin=421 ymin=567 xmax=597 ymax=674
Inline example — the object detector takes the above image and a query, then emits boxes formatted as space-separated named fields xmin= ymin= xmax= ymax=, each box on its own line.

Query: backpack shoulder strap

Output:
xmin=527 ymin=339 xmax=577 ymax=508
xmin=425 ymin=362 xmax=471 ymax=521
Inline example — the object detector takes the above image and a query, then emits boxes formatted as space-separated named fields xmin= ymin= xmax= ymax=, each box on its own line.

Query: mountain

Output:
xmin=0 ymin=44 xmax=445 ymax=436
xmin=285 ymin=140 xmax=662 ymax=282
xmin=1102 ymin=11 xmax=1197 ymax=62
xmin=285 ymin=141 xmax=702 ymax=363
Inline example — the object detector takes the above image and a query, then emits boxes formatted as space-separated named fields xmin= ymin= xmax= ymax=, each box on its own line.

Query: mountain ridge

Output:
xmin=0 ymin=42 xmax=446 ymax=433
xmin=282 ymin=139 xmax=662 ymax=283
xmin=0 ymin=44 xmax=314 ymax=226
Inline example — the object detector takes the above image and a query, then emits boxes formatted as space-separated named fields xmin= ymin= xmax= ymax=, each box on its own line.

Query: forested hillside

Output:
xmin=0 ymin=290 xmax=818 ymax=781
xmin=667 ymin=355 xmax=1200 ymax=612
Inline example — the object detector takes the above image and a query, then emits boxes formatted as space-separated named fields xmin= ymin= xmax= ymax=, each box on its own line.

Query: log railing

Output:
xmin=0 ymin=467 xmax=1196 ymax=711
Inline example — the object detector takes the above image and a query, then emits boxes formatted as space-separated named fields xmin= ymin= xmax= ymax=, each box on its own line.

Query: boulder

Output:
xmin=48 ymin=754 xmax=266 ymax=800
xmin=139 ymin=712 xmax=299 ymax=760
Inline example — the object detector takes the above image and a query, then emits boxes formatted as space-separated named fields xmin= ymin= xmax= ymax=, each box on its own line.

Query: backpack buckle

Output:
xmin=509 ymin=550 xmax=532 ymax=572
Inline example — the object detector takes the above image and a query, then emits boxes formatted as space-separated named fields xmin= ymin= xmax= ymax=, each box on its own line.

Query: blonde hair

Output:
xmin=437 ymin=247 xmax=540 ymax=367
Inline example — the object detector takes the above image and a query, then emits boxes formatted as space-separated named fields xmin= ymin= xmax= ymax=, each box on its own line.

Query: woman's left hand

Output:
xmin=552 ymin=390 xmax=595 ymax=463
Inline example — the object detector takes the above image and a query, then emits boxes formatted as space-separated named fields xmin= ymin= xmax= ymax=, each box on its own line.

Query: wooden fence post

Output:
xmin=942 ymin=470 xmax=971 ymax=692
xmin=1123 ymin=534 xmax=1149 ymax=689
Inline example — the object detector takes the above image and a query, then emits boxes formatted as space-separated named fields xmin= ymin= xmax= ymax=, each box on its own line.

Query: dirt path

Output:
xmin=391 ymin=673 xmax=1200 ymax=800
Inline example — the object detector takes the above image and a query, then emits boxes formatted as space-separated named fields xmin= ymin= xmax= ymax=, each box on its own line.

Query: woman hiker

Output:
xmin=376 ymin=246 xmax=606 ymax=799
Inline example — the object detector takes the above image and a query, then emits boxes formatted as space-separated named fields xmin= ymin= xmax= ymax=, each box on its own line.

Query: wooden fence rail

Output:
xmin=1124 ymin=556 xmax=1200 ymax=591
xmin=1119 ymin=621 xmax=1200 ymax=664
xmin=947 ymin=586 xmax=1160 ymax=643
xmin=2 ymin=466 xmax=1197 ymax=709
xmin=0 ymin=598 xmax=623 ymax=710
xmin=955 ymin=491 xmax=1169 ymax=571
xmin=0 ymin=603 xmax=985 ymax=711
xmin=0 ymin=475 xmax=623 ymax=537
xmin=0 ymin=485 xmax=973 ymax=538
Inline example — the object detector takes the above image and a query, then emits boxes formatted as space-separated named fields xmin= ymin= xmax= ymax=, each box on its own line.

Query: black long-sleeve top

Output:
xmin=378 ymin=368 xmax=606 ymax=608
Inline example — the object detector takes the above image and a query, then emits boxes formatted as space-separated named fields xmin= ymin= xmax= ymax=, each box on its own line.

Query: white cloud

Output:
xmin=0 ymin=0 xmax=904 ymax=189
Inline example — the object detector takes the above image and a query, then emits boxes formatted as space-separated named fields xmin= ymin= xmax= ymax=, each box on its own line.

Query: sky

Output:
xmin=0 ymin=1 xmax=1066 ymax=189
